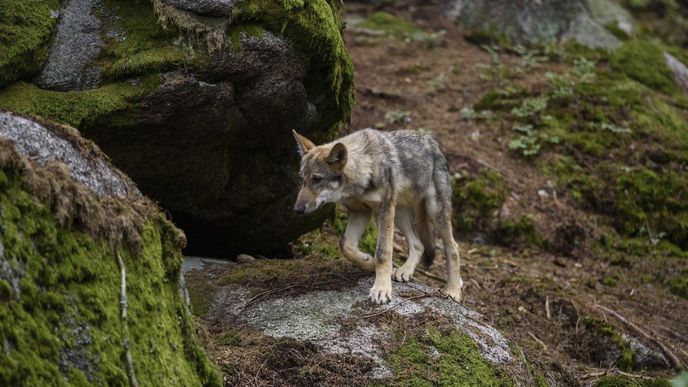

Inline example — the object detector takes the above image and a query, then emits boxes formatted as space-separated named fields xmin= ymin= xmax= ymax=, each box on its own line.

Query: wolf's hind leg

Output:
xmin=393 ymin=208 xmax=423 ymax=282
xmin=339 ymin=210 xmax=375 ymax=272
xmin=437 ymin=222 xmax=463 ymax=302
xmin=426 ymin=192 xmax=463 ymax=302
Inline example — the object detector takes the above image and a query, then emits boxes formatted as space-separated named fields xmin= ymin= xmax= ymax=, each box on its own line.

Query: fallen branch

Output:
xmin=527 ymin=332 xmax=547 ymax=351
xmin=470 ymin=278 xmax=482 ymax=290
xmin=545 ymin=296 xmax=551 ymax=320
xmin=117 ymin=253 xmax=139 ymax=387
xmin=414 ymin=267 xmax=446 ymax=283
xmin=592 ymin=303 xmax=683 ymax=370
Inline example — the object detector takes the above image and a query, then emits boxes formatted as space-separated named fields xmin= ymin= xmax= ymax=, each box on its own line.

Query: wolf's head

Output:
xmin=292 ymin=130 xmax=348 ymax=214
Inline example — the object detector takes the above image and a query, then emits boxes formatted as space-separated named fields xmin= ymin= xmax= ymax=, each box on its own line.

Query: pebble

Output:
xmin=236 ymin=254 xmax=256 ymax=264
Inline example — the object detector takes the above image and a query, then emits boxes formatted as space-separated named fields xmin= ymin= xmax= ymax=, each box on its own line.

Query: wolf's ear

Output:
xmin=326 ymin=143 xmax=347 ymax=170
xmin=292 ymin=130 xmax=315 ymax=156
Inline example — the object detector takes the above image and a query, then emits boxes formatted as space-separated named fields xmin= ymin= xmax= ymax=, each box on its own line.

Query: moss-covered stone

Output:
xmin=0 ymin=0 xmax=60 ymax=87
xmin=229 ymin=0 xmax=354 ymax=132
xmin=0 ymin=118 xmax=220 ymax=386
xmin=99 ymin=0 xmax=191 ymax=80
xmin=572 ymin=318 xmax=634 ymax=371
xmin=609 ymin=40 xmax=678 ymax=95
xmin=185 ymin=252 xmax=539 ymax=386
xmin=0 ymin=0 xmax=356 ymax=257
xmin=0 ymin=79 xmax=159 ymax=128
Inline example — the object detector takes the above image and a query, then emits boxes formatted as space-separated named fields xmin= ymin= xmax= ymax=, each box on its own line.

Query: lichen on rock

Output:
xmin=184 ymin=256 xmax=544 ymax=385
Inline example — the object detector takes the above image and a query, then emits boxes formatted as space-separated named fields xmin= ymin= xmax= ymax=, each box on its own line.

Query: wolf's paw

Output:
xmin=369 ymin=284 xmax=392 ymax=304
xmin=442 ymin=286 xmax=462 ymax=303
xmin=392 ymin=267 xmax=413 ymax=282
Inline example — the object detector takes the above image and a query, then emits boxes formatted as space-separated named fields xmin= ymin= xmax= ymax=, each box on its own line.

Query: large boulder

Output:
xmin=446 ymin=0 xmax=635 ymax=50
xmin=0 ymin=110 xmax=220 ymax=386
xmin=0 ymin=0 xmax=355 ymax=257
xmin=184 ymin=256 xmax=546 ymax=385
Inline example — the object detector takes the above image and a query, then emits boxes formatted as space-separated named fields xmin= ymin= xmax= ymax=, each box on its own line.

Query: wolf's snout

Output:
xmin=293 ymin=203 xmax=306 ymax=214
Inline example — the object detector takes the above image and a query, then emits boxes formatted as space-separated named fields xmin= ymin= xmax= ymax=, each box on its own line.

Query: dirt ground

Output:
xmin=339 ymin=0 xmax=688 ymax=384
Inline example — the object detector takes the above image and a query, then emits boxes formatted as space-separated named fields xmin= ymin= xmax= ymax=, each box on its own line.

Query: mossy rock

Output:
xmin=183 ymin=255 xmax=546 ymax=385
xmin=0 ymin=0 xmax=355 ymax=257
xmin=0 ymin=111 xmax=220 ymax=386
xmin=0 ymin=0 xmax=60 ymax=87
xmin=447 ymin=0 xmax=622 ymax=50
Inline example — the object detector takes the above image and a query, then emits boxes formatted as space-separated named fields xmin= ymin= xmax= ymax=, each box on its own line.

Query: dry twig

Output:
xmin=545 ymin=296 xmax=551 ymax=320
xmin=527 ymin=332 xmax=548 ymax=351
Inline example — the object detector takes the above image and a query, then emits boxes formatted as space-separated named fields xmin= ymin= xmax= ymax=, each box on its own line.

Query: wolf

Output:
xmin=292 ymin=128 xmax=463 ymax=304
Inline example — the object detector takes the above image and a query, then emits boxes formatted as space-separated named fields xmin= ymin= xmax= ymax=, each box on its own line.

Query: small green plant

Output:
xmin=385 ymin=109 xmax=412 ymax=125
xmin=508 ymin=124 xmax=560 ymax=157
xmin=572 ymin=57 xmax=596 ymax=83
xmin=460 ymin=107 xmax=493 ymax=120
xmin=511 ymin=96 xmax=549 ymax=118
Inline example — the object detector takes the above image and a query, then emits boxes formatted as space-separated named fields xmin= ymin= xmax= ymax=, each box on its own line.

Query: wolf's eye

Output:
xmin=312 ymin=176 xmax=323 ymax=184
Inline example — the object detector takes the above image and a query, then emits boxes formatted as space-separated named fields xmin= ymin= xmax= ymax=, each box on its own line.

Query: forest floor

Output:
xmin=189 ymin=1 xmax=688 ymax=385
xmin=339 ymin=0 xmax=688 ymax=384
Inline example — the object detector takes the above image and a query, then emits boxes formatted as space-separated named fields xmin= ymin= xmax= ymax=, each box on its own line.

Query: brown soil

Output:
xmin=341 ymin=0 xmax=688 ymax=384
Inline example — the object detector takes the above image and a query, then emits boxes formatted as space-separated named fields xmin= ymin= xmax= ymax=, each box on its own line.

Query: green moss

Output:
xmin=186 ymin=274 xmax=217 ymax=318
xmin=452 ymin=170 xmax=539 ymax=247
xmin=482 ymin=55 xmax=688 ymax=251
xmin=232 ymin=0 xmax=354 ymax=135
xmin=464 ymin=25 xmax=510 ymax=47
xmin=388 ymin=327 xmax=512 ymax=386
xmin=602 ymin=275 xmax=618 ymax=286
xmin=99 ymin=0 xmax=192 ymax=80
xmin=609 ymin=40 xmax=678 ymax=95
xmin=605 ymin=23 xmax=630 ymax=41
xmin=0 ymin=77 xmax=159 ymax=128
xmin=354 ymin=12 xmax=420 ymax=37
xmin=671 ymin=270 xmax=688 ymax=299
xmin=495 ymin=217 xmax=542 ymax=247
xmin=577 ymin=318 xmax=634 ymax=371
xmin=452 ymin=170 xmax=507 ymax=233
xmin=0 ymin=0 xmax=60 ymax=87
xmin=0 ymin=156 xmax=220 ymax=385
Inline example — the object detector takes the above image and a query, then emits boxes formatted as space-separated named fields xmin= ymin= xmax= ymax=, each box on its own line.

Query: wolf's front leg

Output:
xmin=339 ymin=210 xmax=375 ymax=272
xmin=370 ymin=196 xmax=396 ymax=304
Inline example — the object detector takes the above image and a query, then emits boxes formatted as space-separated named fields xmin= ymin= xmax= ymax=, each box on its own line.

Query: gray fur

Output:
xmin=294 ymin=128 xmax=463 ymax=304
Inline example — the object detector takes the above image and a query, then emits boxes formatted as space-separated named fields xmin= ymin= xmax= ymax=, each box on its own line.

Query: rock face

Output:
xmin=184 ymin=256 xmax=544 ymax=385
xmin=446 ymin=0 xmax=634 ymax=50
xmin=665 ymin=52 xmax=688 ymax=94
xmin=0 ymin=0 xmax=354 ymax=257
xmin=0 ymin=110 xmax=220 ymax=386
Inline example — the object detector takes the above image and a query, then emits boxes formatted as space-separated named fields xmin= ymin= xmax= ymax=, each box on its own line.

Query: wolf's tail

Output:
xmin=418 ymin=200 xmax=436 ymax=268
